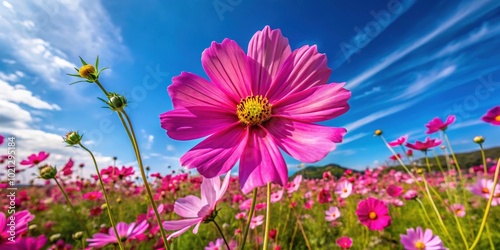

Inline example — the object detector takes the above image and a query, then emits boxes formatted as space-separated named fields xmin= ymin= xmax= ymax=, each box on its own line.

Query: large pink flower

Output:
xmin=356 ymin=197 xmax=391 ymax=231
xmin=481 ymin=106 xmax=500 ymax=125
xmin=388 ymin=135 xmax=408 ymax=147
xmin=425 ymin=115 xmax=455 ymax=134
xmin=400 ymin=227 xmax=446 ymax=250
xmin=160 ymin=26 xmax=350 ymax=193
xmin=405 ymin=138 xmax=442 ymax=152
xmin=162 ymin=173 xmax=231 ymax=240
xmin=20 ymin=151 xmax=50 ymax=168
xmin=1 ymin=210 xmax=35 ymax=242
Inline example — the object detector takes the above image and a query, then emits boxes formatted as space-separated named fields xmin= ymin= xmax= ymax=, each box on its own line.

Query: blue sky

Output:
xmin=0 ymin=0 xmax=499 ymax=179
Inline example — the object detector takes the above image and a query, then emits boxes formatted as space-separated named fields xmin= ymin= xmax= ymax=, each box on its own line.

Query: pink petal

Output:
xmin=160 ymin=108 xmax=239 ymax=140
xmin=216 ymin=172 xmax=232 ymax=201
xmin=266 ymin=118 xmax=346 ymax=163
xmin=247 ymin=26 xmax=291 ymax=95
xmin=272 ymin=82 xmax=350 ymax=122
xmin=181 ymin=125 xmax=248 ymax=178
xmin=168 ymin=72 xmax=235 ymax=111
xmin=163 ymin=218 xmax=202 ymax=231
xmin=266 ymin=45 xmax=331 ymax=102
xmin=202 ymin=39 xmax=252 ymax=102
xmin=201 ymin=177 xmax=218 ymax=206
xmin=239 ymin=128 xmax=288 ymax=194
xmin=174 ymin=195 xmax=205 ymax=218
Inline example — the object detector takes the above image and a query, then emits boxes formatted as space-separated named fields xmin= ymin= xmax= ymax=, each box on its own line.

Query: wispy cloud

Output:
xmin=353 ymin=86 xmax=381 ymax=100
xmin=0 ymin=79 xmax=60 ymax=110
xmin=345 ymin=0 xmax=499 ymax=90
xmin=343 ymin=101 xmax=414 ymax=132
xmin=341 ymin=132 xmax=369 ymax=144
xmin=449 ymin=119 xmax=483 ymax=130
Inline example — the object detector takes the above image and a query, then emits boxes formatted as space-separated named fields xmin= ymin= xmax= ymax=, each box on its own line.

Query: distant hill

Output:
xmin=291 ymin=163 xmax=359 ymax=180
xmin=289 ymin=146 xmax=500 ymax=179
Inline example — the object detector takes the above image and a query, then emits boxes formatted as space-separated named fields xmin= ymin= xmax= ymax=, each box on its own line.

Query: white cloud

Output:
xmin=353 ymin=86 xmax=381 ymax=100
xmin=1 ymin=58 xmax=15 ymax=64
xmin=449 ymin=119 xmax=483 ymax=130
xmin=0 ymin=71 xmax=20 ymax=82
xmin=346 ymin=0 xmax=500 ymax=89
xmin=0 ymin=79 xmax=60 ymax=110
xmin=343 ymin=101 xmax=414 ymax=132
xmin=341 ymin=132 xmax=368 ymax=144
xmin=2 ymin=1 xmax=13 ymax=10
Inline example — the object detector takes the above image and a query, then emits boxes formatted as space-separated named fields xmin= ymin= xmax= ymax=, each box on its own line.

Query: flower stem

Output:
xmin=53 ymin=178 xmax=91 ymax=238
xmin=479 ymin=144 xmax=487 ymax=174
xmin=379 ymin=135 xmax=420 ymax=186
xmin=213 ymin=220 xmax=231 ymax=250
xmin=468 ymin=159 xmax=500 ymax=250
xmin=263 ymin=182 xmax=272 ymax=250
xmin=118 ymin=111 xmax=170 ymax=250
xmin=79 ymin=143 xmax=124 ymax=250
xmin=241 ymin=188 xmax=258 ymax=250
xmin=443 ymin=132 xmax=467 ymax=204
xmin=287 ymin=196 xmax=311 ymax=250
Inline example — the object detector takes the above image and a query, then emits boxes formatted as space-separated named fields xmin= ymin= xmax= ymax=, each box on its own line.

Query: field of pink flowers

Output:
xmin=1 ymin=26 xmax=500 ymax=250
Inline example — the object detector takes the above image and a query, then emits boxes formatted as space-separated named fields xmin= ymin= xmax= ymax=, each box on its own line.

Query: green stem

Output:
xmin=79 ymin=143 xmax=124 ymax=250
xmin=443 ymin=132 xmax=467 ymax=204
xmin=95 ymin=79 xmax=109 ymax=96
xmin=485 ymin=223 xmax=494 ymax=250
xmin=469 ymin=159 xmax=500 ymax=250
xmin=415 ymin=198 xmax=438 ymax=232
xmin=241 ymin=188 xmax=258 ymax=250
xmin=118 ymin=111 xmax=170 ymax=250
xmin=213 ymin=220 xmax=231 ymax=250
xmin=53 ymin=178 xmax=91 ymax=238
xmin=380 ymin=135 xmax=420 ymax=187
xmin=479 ymin=144 xmax=488 ymax=174
xmin=263 ymin=183 xmax=272 ymax=250
xmin=421 ymin=174 xmax=453 ymax=245
xmin=288 ymin=223 xmax=298 ymax=250
xmin=287 ymin=197 xmax=311 ymax=250
xmin=452 ymin=211 xmax=469 ymax=249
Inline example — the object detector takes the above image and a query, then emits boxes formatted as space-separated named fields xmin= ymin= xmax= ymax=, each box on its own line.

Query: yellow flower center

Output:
xmin=495 ymin=115 xmax=500 ymax=122
xmin=482 ymin=187 xmax=490 ymax=194
xmin=415 ymin=241 xmax=426 ymax=249
xmin=343 ymin=188 xmax=347 ymax=193
xmin=237 ymin=95 xmax=272 ymax=126
xmin=79 ymin=64 xmax=95 ymax=79
xmin=368 ymin=211 xmax=377 ymax=220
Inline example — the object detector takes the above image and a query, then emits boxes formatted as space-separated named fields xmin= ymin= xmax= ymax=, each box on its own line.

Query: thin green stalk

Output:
xmin=379 ymin=135 xmax=421 ymax=187
xmin=118 ymin=111 xmax=170 ymax=250
xmin=288 ymin=223 xmax=298 ymax=250
xmin=79 ymin=143 xmax=124 ymax=250
xmin=421 ymin=174 xmax=453 ymax=244
xmin=263 ymin=183 xmax=272 ymax=250
xmin=469 ymin=159 xmax=500 ymax=250
xmin=241 ymin=188 xmax=258 ymax=250
xmin=95 ymin=79 xmax=109 ymax=96
xmin=277 ymin=201 xmax=291 ymax=245
xmin=443 ymin=132 xmax=467 ymax=203
xmin=54 ymin=178 xmax=91 ymax=237
xmin=424 ymin=151 xmax=431 ymax=173
xmin=451 ymin=212 xmax=469 ymax=249
xmin=478 ymin=143 xmax=495 ymax=247
xmin=415 ymin=198 xmax=438 ymax=234
xmin=287 ymin=197 xmax=311 ymax=250
xmin=485 ymin=223 xmax=494 ymax=250
xmin=432 ymin=149 xmax=455 ymax=204
xmin=213 ymin=220 xmax=231 ymax=250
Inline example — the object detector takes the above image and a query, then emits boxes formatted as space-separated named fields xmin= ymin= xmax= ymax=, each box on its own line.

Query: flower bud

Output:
xmin=64 ymin=131 xmax=83 ymax=146
xmin=473 ymin=136 xmax=485 ymax=144
xmin=116 ymin=197 xmax=122 ymax=204
xmin=73 ymin=231 xmax=83 ymax=240
xmin=50 ymin=233 xmax=61 ymax=242
xmin=374 ymin=129 xmax=383 ymax=136
xmin=108 ymin=93 xmax=127 ymax=112
xmin=78 ymin=64 xmax=96 ymax=80
xmin=40 ymin=165 xmax=57 ymax=180
xmin=28 ymin=224 xmax=38 ymax=230
xmin=101 ymin=203 xmax=109 ymax=210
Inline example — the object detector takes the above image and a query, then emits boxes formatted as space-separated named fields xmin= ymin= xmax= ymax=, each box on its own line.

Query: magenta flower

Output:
xmin=60 ymin=158 xmax=74 ymax=176
xmin=286 ymin=175 xmax=303 ymax=194
xmin=162 ymin=173 xmax=231 ymax=239
xmin=400 ymin=227 xmax=446 ymax=250
xmin=336 ymin=236 xmax=353 ymax=249
xmin=356 ymin=197 xmax=392 ymax=231
xmin=325 ymin=206 xmax=341 ymax=221
xmin=388 ymin=135 xmax=408 ymax=147
xmin=481 ymin=106 xmax=500 ymax=125
xmin=83 ymin=191 xmax=103 ymax=201
xmin=450 ymin=204 xmax=465 ymax=217
xmin=0 ymin=135 xmax=4 ymax=146
xmin=270 ymin=190 xmax=284 ymax=203
xmin=469 ymin=179 xmax=500 ymax=206
xmin=1 ymin=235 xmax=47 ymax=250
xmin=405 ymin=138 xmax=442 ymax=152
xmin=160 ymin=26 xmax=350 ymax=193
xmin=1 ymin=210 xmax=35 ymax=241
xmin=250 ymin=215 xmax=264 ymax=229
xmin=425 ymin=115 xmax=455 ymax=134
xmin=20 ymin=151 xmax=50 ymax=167
xmin=403 ymin=190 xmax=418 ymax=200
xmin=335 ymin=180 xmax=353 ymax=198
xmin=87 ymin=221 xmax=149 ymax=248
xmin=386 ymin=184 xmax=403 ymax=198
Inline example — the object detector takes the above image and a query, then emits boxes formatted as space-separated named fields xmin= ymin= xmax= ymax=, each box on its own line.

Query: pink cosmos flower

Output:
xmin=336 ymin=236 xmax=353 ymax=249
xmin=386 ymin=184 xmax=403 ymax=198
xmin=286 ymin=175 xmax=302 ymax=194
xmin=270 ymin=190 xmax=284 ymax=203
xmin=20 ymin=151 xmax=50 ymax=167
xmin=405 ymin=138 xmax=442 ymax=152
xmin=425 ymin=115 xmax=455 ymax=134
xmin=205 ymin=238 xmax=236 ymax=250
xmin=87 ymin=220 xmax=149 ymax=248
xmin=1 ymin=210 xmax=35 ymax=242
xmin=83 ymin=191 xmax=103 ymax=201
xmin=449 ymin=204 xmax=465 ymax=217
xmin=250 ymin=215 xmax=264 ymax=229
xmin=325 ymin=206 xmax=341 ymax=221
xmin=356 ymin=197 xmax=392 ymax=231
xmin=162 ymin=173 xmax=231 ymax=239
xmin=403 ymin=190 xmax=418 ymax=200
xmin=0 ymin=135 xmax=4 ymax=145
xmin=406 ymin=149 xmax=413 ymax=157
xmin=335 ymin=180 xmax=352 ymax=198
xmin=1 ymin=235 xmax=47 ymax=250
xmin=388 ymin=135 xmax=408 ymax=147
xmin=481 ymin=106 xmax=500 ymax=125
xmin=389 ymin=154 xmax=402 ymax=161
xmin=400 ymin=227 xmax=446 ymax=250
xmin=60 ymin=158 xmax=74 ymax=176
xmin=469 ymin=179 xmax=500 ymax=206
xmin=160 ymin=26 xmax=350 ymax=193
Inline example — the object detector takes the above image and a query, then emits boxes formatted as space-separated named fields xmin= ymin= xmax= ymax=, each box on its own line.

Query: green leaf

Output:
xmin=95 ymin=56 xmax=100 ymax=70
xmin=79 ymin=56 xmax=87 ymax=65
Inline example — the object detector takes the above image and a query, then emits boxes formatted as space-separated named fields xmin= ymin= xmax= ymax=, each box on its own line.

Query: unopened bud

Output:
xmin=374 ymin=129 xmax=383 ymax=136
xmin=64 ymin=131 xmax=82 ymax=146
xmin=40 ymin=165 xmax=57 ymax=180
xmin=73 ymin=231 xmax=83 ymax=240
xmin=473 ymin=136 xmax=485 ymax=144
xmin=79 ymin=64 xmax=96 ymax=80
